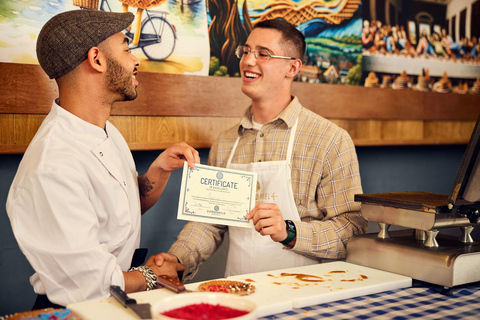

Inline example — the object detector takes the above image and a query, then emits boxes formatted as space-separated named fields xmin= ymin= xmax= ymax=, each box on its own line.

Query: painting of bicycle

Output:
xmin=0 ymin=0 xmax=210 ymax=75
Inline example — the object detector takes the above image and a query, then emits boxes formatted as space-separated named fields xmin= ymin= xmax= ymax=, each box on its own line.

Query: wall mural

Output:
xmin=0 ymin=0 xmax=363 ymax=84
xmin=208 ymin=0 xmax=364 ymax=85
xmin=361 ymin=0 xmax=480 ymax=94
xmin=1 ymin=0 xmax=478 ymax=93
xmin=0 ymin=0 xmax=210 ymax=75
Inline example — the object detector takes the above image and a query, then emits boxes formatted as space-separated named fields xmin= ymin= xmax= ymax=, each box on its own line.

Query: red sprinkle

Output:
xmin=161 ymin=303 xmax=249 ymax=320
xmin=200 ymin=285 xmax=231 ymax=293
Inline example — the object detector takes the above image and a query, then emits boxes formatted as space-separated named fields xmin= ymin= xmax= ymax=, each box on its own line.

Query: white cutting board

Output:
xmin=226 ymin=261 xmax=412 ymax=318
xmin=68 ymin=262 xmax=411 ymax=319
xmin=67 ymin=288 xmax=178 ymax=320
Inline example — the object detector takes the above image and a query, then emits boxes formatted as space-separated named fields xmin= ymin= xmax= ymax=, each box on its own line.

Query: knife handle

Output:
xmin=110 ymin=285 xmax=137 ymax=306
xmin=157 ymin=275 xmax=186 ymax=293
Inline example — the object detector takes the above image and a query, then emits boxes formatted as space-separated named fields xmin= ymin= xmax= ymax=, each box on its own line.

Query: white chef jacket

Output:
xmin=6 ymin=100 xmax=141 ymax=306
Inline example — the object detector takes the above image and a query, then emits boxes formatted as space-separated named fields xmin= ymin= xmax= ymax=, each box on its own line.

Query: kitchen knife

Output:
xmin=110 ymin=285 xmax=152 ymax=319
xmin=156 ymin=275 xmax=189 ymax=293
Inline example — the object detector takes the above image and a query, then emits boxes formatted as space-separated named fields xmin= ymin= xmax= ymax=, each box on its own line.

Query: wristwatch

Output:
xmin=280 ymin=220 xmax=296 ymax=245
xmin=130 ymin=265 xmax=157 ymax=291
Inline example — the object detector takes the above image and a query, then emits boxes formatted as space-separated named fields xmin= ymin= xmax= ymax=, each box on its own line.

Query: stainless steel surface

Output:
xmin=414 ymin=229 xmax=426 ymax=241
xmin=459 ymin=144 xmax=480 ymax=203
xmin=361 ymin=204 xmax=476 ymax=231
xmin=127 ymin=304 xmax=152 ymax=319
xmin=352 ymin=114 xmax=480 ymax=289
xmin=377 ymin=223 xmax=390 ymax=239
xmin=424 ymin=230 xmax=439 ymax=247
xmin=346 ymin=230 xmax=480 ymax=287
xmin=460 ymin=226 xmax=474 ymax=243
xmin=110 ymin=286 xmax=152 ymax=319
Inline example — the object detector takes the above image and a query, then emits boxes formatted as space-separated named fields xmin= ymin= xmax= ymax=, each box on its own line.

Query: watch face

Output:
xmin=286 ymin=220 xmax=296 ymax=233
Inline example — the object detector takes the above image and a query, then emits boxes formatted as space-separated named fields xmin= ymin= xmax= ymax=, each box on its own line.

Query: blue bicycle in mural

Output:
xmin=77 ymin=0 xmax=177 ymax=61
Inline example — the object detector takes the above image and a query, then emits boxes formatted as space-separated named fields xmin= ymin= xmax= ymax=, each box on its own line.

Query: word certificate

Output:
xmin=177 ymin=163 xmax=257 ymax=228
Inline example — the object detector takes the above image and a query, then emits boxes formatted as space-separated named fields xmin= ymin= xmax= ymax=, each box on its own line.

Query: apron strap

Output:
xmin=226 ymin=137 xmax=240 ymax=167
xmin=226 ymin=118 xmax=299 ymax=166
xmin=285 ymin=119 xmax=298 ymax=164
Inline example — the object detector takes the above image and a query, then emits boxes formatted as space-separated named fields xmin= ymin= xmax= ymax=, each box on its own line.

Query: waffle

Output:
xmin=198 ymin=280 xmax=256 ymax=296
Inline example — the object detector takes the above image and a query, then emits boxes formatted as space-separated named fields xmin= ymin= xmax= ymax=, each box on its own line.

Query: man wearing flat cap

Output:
xmin=6 ymin=9 xmax=198 ymax=309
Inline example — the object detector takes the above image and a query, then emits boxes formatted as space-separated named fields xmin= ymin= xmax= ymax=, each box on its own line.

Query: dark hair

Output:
xmin=253 ymin=19 xmax=306 ymax=59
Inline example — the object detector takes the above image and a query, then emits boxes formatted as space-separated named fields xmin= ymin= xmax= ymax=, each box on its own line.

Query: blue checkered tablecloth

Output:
xmin=261 ymin=281 xmax=480 ymax=320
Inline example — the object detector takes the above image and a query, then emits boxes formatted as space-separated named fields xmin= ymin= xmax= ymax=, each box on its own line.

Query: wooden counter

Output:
xmin=1 ymin=62 xmax=480 ymax=154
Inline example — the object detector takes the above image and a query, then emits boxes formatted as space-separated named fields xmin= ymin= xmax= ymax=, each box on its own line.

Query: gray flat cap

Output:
xmin=36 ymin=9 xmax=134 ymax=79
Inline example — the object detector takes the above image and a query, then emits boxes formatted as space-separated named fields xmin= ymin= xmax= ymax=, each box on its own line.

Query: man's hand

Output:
xmin=154 ymin=252 xmax=180 ymax=268
xmin=145 ymin=253 xmax=185 ymax=281
xmin=246 ymin=203 xmax=289 ymax=242
xmin=124 ymin=253 xmax=185 ymax=293
xmin=152 ymin=142 xmax=200 ymax=172
xmin=139 ymin=142 xmax=200 ymax=213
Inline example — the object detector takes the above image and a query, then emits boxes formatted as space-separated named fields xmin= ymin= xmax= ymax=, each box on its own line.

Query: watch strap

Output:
xmin=280 ymin=220 xmax=296 ymax=245
xmin=280 ymin=230 xmax=296 ymax=245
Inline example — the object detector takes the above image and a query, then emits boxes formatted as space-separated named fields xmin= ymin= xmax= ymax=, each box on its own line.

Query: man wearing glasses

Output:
xmin=160 ymin=19 xmax=367 ymax=279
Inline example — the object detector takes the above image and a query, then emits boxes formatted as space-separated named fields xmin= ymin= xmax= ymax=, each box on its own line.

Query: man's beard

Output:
xmin=105 ymin=57 xmax=137 ymax=101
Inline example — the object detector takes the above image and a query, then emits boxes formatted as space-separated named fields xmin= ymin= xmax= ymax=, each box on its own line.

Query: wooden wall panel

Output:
xmin=294 ymin=84 xmax=425 ymax=120
xmin=109 ymin=116 xmax=137 ymax=143
xmin=113 ymin=74 xmax=249 ymax=117
xmin=0 ymin=114 xmax=14 ymax=146
xmin=136 ymin=117 xmax=186 ymax=143
xmin=0 ymin=64 xmax=57 ymax=114
xmin=424 ymin=121 xmax=477 ymax=141
xmin=14 ymin=114 xmax=45 ymax=146
xmin=381 ymin=120 xmax=424 ymax=140
xmin=330 ymin=120 xmax=382 ymax=141
xmin=1 ymin=62 xmax=480 ymax=154
xmin=1 ymin=116 xmax=476 ymax=153
xmin=3 ymin=63 xmax=480 ymax=120
xmin=425 ymin=93 xmax=480 ymax=121
xmin=332 ymin=119 xmax=476 ymax=146
xmin=181 ymin=117 xmax=240 ymax=143
xmin=114 ymin=116 xmax=241 ymax=148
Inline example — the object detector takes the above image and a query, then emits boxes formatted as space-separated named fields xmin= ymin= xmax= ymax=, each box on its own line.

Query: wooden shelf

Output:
xmin=1 ymin=62 xmax=480 ymax=154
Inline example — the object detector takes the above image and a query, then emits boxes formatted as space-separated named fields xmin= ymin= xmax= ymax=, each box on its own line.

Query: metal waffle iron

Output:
xmin=346 ymin=113 xmax=480 ymax=293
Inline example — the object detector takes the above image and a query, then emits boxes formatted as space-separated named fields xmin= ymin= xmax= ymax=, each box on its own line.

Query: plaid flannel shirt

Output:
xmin=169 ymin=97 xmax=367 ymax=281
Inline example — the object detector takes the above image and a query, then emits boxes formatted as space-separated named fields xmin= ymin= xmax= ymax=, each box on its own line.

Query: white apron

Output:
xmin=225 ymin=119 xmax=317 ymax=277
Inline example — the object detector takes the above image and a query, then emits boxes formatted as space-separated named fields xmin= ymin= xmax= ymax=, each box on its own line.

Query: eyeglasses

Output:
xmin=235 ymin=46 xmax=296 ymax=61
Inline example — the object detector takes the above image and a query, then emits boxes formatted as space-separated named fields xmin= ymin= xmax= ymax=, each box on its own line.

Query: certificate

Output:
xmin=177 ymin=163 xmax=257 ymax=228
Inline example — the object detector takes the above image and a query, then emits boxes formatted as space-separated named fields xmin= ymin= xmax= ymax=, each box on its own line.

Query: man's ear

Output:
xmin=87 ymin=47 xmax=105 ymax=73
xmin=286 ymin=59 xmax=302 ymax=79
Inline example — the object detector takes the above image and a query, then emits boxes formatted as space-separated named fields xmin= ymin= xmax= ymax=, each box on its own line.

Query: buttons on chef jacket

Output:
xmin=99 ymin=151 xmax=103 ymax=157
xmin=259 ymin=132 xmax=265 ymax=138
xmin=123 ymin=181 xmax=126 ymax=186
